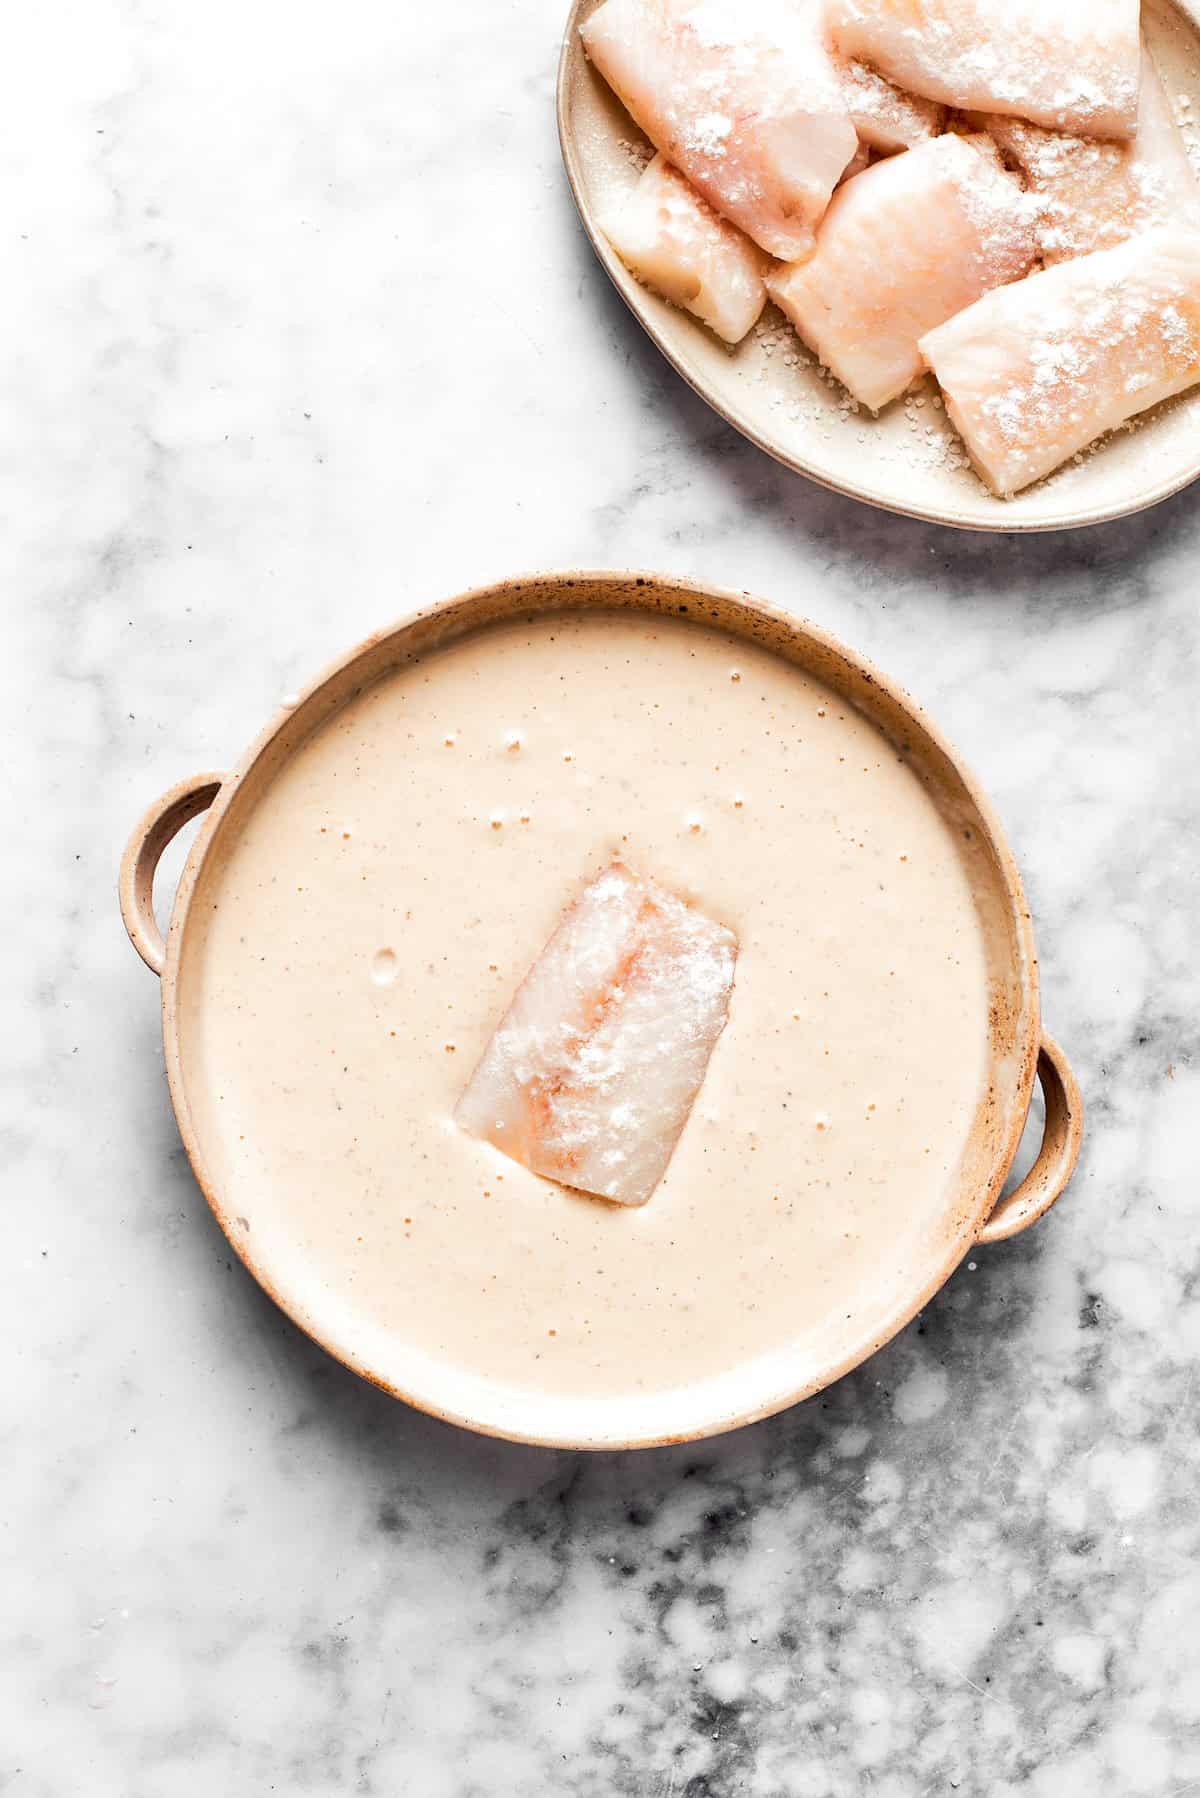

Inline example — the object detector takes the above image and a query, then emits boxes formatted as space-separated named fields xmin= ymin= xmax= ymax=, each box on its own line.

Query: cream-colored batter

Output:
xmin=183 ymin=611 xmax=992 ymax=1406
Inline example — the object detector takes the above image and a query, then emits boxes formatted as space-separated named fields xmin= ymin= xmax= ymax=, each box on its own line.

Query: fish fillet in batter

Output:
xmin=456 ymin=863 xmax=738 ymax=1206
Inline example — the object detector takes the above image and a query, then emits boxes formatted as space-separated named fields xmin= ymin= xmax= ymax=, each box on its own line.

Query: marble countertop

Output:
xmin=5 ymin=1 xmax=1199 ymax=1792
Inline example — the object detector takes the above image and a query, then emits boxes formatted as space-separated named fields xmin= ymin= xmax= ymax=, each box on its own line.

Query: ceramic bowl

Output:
xmin=120 ymin=572 xmax=1083 ymax=1446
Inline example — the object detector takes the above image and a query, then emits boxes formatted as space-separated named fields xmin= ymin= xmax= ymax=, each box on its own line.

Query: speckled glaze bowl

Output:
xmin=120 ymin=572 xmax=1083 ymax=1448
xmin=557 ymin=0 xmax=1200 ymax=532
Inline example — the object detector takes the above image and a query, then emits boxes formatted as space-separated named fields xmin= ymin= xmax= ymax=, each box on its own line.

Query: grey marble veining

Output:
xmin=3 ymin=2 xmax=1199 ymax=1793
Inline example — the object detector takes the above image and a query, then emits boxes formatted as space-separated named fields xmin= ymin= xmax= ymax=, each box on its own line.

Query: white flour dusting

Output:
xmin=922 ymin=228 xmax=1200 ymax=491
xmin=827 ymin=0 xmax=1141 ymax=136
xmin=582 ymin=0 xmax=857 ymax=258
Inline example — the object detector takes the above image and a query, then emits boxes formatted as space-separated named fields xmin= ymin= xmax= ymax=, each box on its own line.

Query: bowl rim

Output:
xmin=154 ymin=569 xmax=1043 ymax=1448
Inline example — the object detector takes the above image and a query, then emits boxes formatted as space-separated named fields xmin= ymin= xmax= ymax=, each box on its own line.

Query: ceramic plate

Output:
xmin=557 ymin=0 xmax=1200 ymax=532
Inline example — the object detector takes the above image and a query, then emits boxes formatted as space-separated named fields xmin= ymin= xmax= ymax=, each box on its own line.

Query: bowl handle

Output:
xmin=119 ymin=773 xmax=226 ymax=976
xmin=977 ymin=1034 xmax=1084 ymax=1245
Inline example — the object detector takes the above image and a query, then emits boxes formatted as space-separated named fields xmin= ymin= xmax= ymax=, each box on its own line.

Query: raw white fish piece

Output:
xmin=455 ymin=863 xmax=737 ymax=1207
xmin=837 ymin=58 xmax=945 ymax=152
xmin=920 ymin=227 xmax=1200 ymax=494
xmin=980 ymin=51 xmax=1200 ymax=265
xmin=602 ymin=153 xmax=769 ymax=342
xmin=826 ymin=0 xmax=1142 ymax=139
xmin=838 ymin=139 xmax=872 ymax=184
xmin=766 ymin=133 xmax=1037 ymax=410
xmin=581 ymin=0 xmax=859 ymax=260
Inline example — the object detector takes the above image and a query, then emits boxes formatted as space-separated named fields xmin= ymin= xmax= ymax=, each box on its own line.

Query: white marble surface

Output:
xmin=4 ymin=2 xmax=1199 ymax=1792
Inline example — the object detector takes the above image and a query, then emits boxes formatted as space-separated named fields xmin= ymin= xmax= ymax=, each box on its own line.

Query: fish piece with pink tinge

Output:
xmin=826 ymin=0 xmax=1142 ymax=139
xmin=980 ymin=51 xmax=1200 ymax=266
xmin=602 ymin=153 xmax=770 ymax=343
xmin=766 ymin=133 xmax=1037 ymax=411
xmin=838 ymin=139 xmax=872 ymax=184
xmin=837 ymin=58 xmax=945 ymax=152
xmin=581 ymin=0 xmax=860 ymax=260
xmin=920 ymin=228 xmax=1200 ymax=495
xmin=455 ymin=863 xmax=737 ymax=1207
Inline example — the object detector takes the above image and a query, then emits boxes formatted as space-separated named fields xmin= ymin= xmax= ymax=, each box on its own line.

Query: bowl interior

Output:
xmin=558 ymin=0 xmax=1200 ymax=532
xmin=167 ymin=574 xmax=1039 ymax=1447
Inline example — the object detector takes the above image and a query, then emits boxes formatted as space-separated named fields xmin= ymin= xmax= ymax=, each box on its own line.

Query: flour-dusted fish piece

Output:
xmin=826 ymin=0 xmax=1142 ymax=139
xmin=837 ymin=58 xmax=945 ymax=152
xmin=581 ymin=0 xmax=859 ymax=261
xmin=766 ymin=133 xmax=1036 ymax=410
xmin=456 ymin=863 xmax=737 ymax=1207
xmin=921 ymin=228 xmax=1200 ymax=494
xmin=980 ymin=51 xmax=1200 ymax=266
xmin=602 ymin=153 xmax=770 ymax=342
